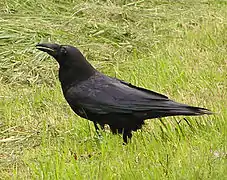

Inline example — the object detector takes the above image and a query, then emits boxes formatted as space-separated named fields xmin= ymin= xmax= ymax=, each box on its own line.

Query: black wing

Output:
xmin=64 ymin=75 xmax=210 ymax=117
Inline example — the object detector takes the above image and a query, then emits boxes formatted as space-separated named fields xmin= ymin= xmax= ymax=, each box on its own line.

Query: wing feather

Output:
xmin=65 ymin=76 xmax=172 ymax=114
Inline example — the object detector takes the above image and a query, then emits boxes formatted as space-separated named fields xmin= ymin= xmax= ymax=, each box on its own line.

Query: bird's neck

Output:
xmin=59 ymin=63 xmax=96 ymax=92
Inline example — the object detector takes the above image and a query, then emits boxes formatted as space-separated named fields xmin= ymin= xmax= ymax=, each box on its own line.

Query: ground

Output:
xmin=0 ymin=0 xmax=227 ymax=179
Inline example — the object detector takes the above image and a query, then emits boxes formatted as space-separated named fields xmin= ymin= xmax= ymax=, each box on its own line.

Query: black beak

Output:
xmin=36 ymin=43 xmax=60 ymax=57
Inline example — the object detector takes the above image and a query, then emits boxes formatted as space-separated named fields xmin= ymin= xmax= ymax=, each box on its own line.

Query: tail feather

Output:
xmin=168 ymin=106 xmax=213 ymax=116
xmin=144 ymin=101 xmax=213 ymax=119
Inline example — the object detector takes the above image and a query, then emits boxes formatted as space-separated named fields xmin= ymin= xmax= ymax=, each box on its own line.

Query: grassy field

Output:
xmin=0 ymin=0 xmax=226 ymax=179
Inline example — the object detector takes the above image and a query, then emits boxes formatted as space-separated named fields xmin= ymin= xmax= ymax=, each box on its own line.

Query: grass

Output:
xmin=0 ymin=0 xmax=227 ymax=179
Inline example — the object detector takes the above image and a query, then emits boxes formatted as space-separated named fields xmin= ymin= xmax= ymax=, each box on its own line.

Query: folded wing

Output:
xmin=65 ymin=75 xmax=211 ymax=119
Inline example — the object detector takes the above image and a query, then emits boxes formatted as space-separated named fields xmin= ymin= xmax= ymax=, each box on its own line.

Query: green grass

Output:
xmin=1 ymin=0 xmax=227 ymax=179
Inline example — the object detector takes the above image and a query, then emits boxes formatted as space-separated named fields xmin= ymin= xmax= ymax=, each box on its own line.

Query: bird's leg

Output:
xmin=93 ymin=122 xmax=105 ymax=137
xmin=123 ymin=130 xmax=132 ymax=144
xmin=93 ymin=122 xmax=101 ymax=134
xmin=93 ymin=122 xmax=102 ymax=140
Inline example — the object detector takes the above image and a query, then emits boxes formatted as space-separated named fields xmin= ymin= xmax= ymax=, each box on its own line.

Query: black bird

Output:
xmin=36 ymin=43 xmax=212 ymax=143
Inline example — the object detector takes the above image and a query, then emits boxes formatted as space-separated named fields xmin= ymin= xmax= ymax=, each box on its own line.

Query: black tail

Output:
xmin=166 ymin=105 xmax=212 ymax=116
xmin=146 ymin=100 xmax=213 ymax=119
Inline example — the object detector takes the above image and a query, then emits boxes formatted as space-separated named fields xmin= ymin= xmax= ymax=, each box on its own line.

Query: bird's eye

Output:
xmin=60 ymin=47 xmax=67 ymax=55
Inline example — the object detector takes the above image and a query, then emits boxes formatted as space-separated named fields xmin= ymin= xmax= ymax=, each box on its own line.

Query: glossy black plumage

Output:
xmin=36 ymin=43 xmax=212 ymax=143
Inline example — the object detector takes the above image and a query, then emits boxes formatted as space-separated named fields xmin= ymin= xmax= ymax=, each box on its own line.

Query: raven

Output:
xmin=36 ymin=43 xmax=212 ymax=143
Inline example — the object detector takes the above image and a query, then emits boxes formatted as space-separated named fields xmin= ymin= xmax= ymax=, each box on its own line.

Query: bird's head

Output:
xmin=36 ymin=43 xmax=96 ymax=87
xmin=36 ymin=43 xmax=84 ymax=65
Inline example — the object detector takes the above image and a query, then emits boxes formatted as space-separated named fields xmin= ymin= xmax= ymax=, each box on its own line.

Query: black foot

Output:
xmin=93 ymin=122 xmax=105 ymax=136
xmin=93 ymin=122 xmax=100 ymax=133
xmin=123 ymin=130 xmax=132 ymax=144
